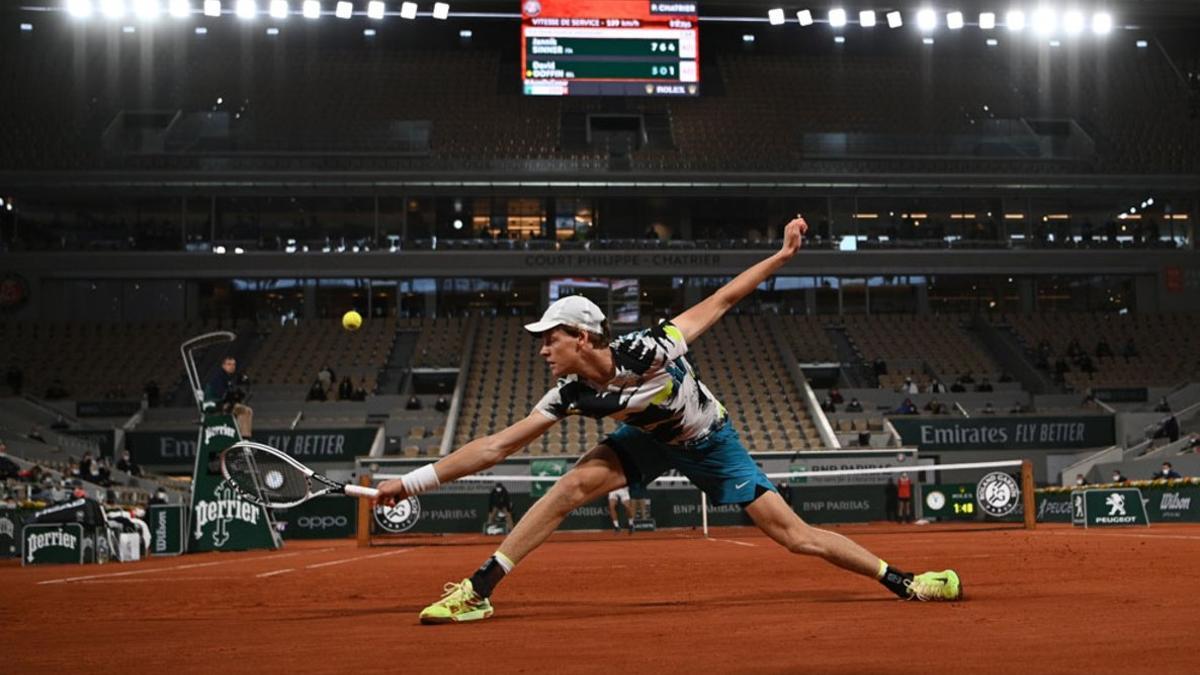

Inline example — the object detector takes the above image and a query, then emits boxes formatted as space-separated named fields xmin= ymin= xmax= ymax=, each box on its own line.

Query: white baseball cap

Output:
xmin=524 ymin=295 xmax=606 ymax=335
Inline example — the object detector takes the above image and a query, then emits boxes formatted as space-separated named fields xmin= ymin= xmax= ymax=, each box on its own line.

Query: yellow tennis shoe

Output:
xmin=419 ymin=579 xmax=494 ymax=624
xmin=905 ymin=570 xmax=962 ymax=601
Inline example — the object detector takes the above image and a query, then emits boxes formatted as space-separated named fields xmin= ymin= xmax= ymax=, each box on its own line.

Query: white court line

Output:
xmin=304 ymin=549 xmax=412 ymax=569
xmin=255 ymin=568 xmax=296 ymax=578
xmin=705 ymin=537 xmax=758 ymax=548
xmin=37 ymin=548 xmax=324 ymax=586
xmin=1033 ymin=530 xmax=1200 ymax=542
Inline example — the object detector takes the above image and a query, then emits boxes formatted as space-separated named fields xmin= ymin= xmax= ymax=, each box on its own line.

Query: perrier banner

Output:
xmin=188 ymin=413 xmax=280 ymax=552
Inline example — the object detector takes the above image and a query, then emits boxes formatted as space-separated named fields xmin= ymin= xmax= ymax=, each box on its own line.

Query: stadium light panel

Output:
xmin=235 ymin=0 xmax=256 ymax=19
xmin=741 ymin=33 xmax=754 ymax=42
xmin=796 ymin=9 xmax=814 ymax=26
xmin=859 ymin=10 xmax=876 ymax=28
xmin=1063 ymin=10 xmax=1083 ymax=35
xmin=432 ymin=2 xmax=448 ymax=20
xmin=834 ymin=36 xmax=845 ymax=44
xmin=947 ymin=11 xmax=963 ymax=30
xmin=363 ymin=27 xmax=376 ymax=36
xmin=828 ymin=8 xmax=846 ymax=28
xmin=367 ymin=1 xmax=384 ymax=19
xmin=399 ymin=1 xmax=416 ymax=19
xmin=269 ymin=0 xmax=287 ymax=19
xmin=458 ymin=28 xmax=471 ymax=37
xmin=20 ymin=22 xmax=33 ymax=31
xmin=1135 ymin=39 xmax=1147 ymax=48
xmin=1032 ymin=8 xmax=1056 ymax=35
xmin=917 ymin=8 xmax=936 ymax=32
xmin=767 ymin=8 xmax=785 ymax=25
xmin=122 ymin=24 xmax=136 ymax=31
xmin=334 ymin=1 xmax=350 ymax=18
xmin=67 ymin=0 xmax=94 ymax=19
xmin=986 ymin=37 xmax=998 ymax=46
xmin=922 ymin=36 xmax=934 ymax=44
xmin=266 ymin=25 xmax=279 ymax=33
xmin=1049 ymin=39 xmax=1060 ymax=47
xmin=101 ymin=0 xmax=127 ymax=19
xmin=203 ymin=0 xmax=220 ymax=17
xmin=886 ymin=11 xmax=902 ymax=28
xmin=1091 ymin=12 xmax=1112 ymax=35
xmin=1006 ymin=10 xmax=1025 ymax=31
xmin=195 ymin=25 xmax=207 ymax=32
xmin=169 ymin=0 xmax=190 ymax=18
xmin=301 ymin=0 xmax=318 ymax=18
xmin=134 ymin=0 xmax=162 ymax=20
xmin=979 ymin=12 xmax=995 ymax=29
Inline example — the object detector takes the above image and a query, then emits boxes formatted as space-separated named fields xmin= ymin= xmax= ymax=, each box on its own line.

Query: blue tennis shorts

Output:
xmin=604 ymin=423 xmax=776 ymax=507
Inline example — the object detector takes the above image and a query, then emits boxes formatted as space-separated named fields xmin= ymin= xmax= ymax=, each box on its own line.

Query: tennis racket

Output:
xmin=219 ymin=440 xmax=378 ymax=508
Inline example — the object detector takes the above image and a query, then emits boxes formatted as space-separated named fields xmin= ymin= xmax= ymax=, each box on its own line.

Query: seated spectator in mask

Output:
xmin=845 ymin=398 xmax=864 ymax=413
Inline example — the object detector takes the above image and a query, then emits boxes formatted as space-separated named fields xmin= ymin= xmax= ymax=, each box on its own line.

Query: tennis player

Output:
xmin=376 ymin=216 xmax=961 ymax=624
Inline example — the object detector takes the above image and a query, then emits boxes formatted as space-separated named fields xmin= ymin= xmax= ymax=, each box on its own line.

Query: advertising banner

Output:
xmin=129 ymin=427 xmax=376 ymax=467
xmin=187 ymin=414 xmax=280 ymax=552
xmin=147 ymin=504 xmax=186 ymax=555
xmin=890 ymin=415 xmax=1115 ymax=450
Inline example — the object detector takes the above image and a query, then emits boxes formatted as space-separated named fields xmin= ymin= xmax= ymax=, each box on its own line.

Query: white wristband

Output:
xmin=400 ymin=464 xmax=441 ymax=496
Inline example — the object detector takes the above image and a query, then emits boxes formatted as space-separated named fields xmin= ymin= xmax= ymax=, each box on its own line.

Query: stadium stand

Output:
xmin=776 ymin=315 xmax=840 ymax=364
xmin=247 ymin=316 xmax=397 ymax=397
xmin=841 ymin=314 xmax=1003 ymax=392
xmin=407 ymin=317 xmax=470 ymax=368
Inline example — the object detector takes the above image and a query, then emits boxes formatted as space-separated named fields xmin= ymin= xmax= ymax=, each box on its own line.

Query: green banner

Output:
xmin=529 ymin=459 xmax=569 ymax=498
xmin=1090 ymin=387 xmax=1149 ymax=403
xmin=22 ymin=523 xmax=85 ymax=565
xmin=0 ymin=508 xmax=28 ymax=558
xmin=279 ymin=497 xmax=357 ymax=540
xmin=890 ymin=415 xmax=1115 ymax=450
xmin=370 ymin=485 xmax=891 ymax=535
xmin=129 ymin=427 xmax=376 ymax=467
xmin=188 ymin=414 xmax=280 ymax=552
xmin=1146 ymin=488 xmax=1200 ymax=521
xmin=1072 ymin=488 xmax=1150 ymax=528
xmin=147 ymin=504 xmax=186 ymax=555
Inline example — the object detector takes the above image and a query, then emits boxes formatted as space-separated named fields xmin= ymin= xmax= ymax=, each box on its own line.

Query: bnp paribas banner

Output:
xmin=889 ymin=415 xmax=1115 ymax=451
xmin=129 ymin=427 xmax=376 ymax=468
xmin=188 ymin=414 xmax=280 ymax=553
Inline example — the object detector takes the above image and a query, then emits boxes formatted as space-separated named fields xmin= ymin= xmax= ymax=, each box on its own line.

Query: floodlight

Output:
xmin=100 ymin=0 xmax=126 ymax=19
xmin=67 ymin=0 xmax=94 ymax=19
xmin=269 ymin=0 xmax=287 ymax=19
xmin=235 ymin=0 xmax=256 ymax=19
xmin=828 ymin=8 xmax=846 ymax=28
xmin=168 ymin=0 xmax=190 ymax=18
xmin=796 ymin=9 xmax=813 ymax=26
xmin=302 ymin=0 xmax=319 ymax=18
xmin=859 ymin=10 xmax=875 ymax=28
xmin=334 ymin=0 xmax=350 ymax=18
xmin=203 ymin=0 xmax=220 ymax=17
xmin=1063 ymin=10 xmax=1084 ymax=35
xmin=947 ymin=11 xmax=963 ymax=30
xmin=917 ymin=8 xmax=936 ymax=32
xmin=767 ymin=8 xmax=784 ymax=25
xmin=1006 ymin=10 xmax=1025 ymax=31
xmin=367 ymin=1 xmax=384 ymax=19
xmin=399 ymin=1 xmax=416 ymax=19
xmin=886 ymin=11 xmax=901 ymax=28
xmin=1032 ymin=8 xmax=1056 ymax=35
xmin=133 ymin=0 xmax=161 ymax=20
xmin=1092 ymin=12 xmax=1112 ymax=35
xmin=979 ymin=12 xmax=994 ymax=29
xmin=432 ymin=2 xmax=448 ymax=19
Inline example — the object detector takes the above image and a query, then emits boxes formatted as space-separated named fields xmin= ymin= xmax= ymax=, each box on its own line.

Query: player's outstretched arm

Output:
xmin=671 ymin=215 xmax=807 ymax=343
xmin=374 ymin=412 xmax=556 ymax=505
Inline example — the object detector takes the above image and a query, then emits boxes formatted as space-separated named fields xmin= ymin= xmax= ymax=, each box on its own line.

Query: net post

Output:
xmin=701 ymin=490 xmax=709 ymax=538
xmin=1021 ymin=459 xmax=1036 ymax=530
xmin=357 ymin=473 xmax=373 ymax=548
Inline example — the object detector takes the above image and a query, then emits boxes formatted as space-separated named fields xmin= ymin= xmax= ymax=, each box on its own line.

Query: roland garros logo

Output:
xmin=976 ymin=471 xmax=1020 ymax=518
xmin=374 ymin=497 xmax=421 ymax=533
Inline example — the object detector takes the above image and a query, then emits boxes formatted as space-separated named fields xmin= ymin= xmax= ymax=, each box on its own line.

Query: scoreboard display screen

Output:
xmin=521 ymin=0 xmax=700 ymax=97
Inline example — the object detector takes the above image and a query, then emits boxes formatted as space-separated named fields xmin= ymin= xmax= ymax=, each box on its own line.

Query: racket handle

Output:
xmin=344 ymin=484 xmax=379 ymax=499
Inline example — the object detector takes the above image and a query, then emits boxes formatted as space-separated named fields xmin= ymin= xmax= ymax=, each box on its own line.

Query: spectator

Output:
xmin=353 ymin=378 xmax=369 ymax=402
xmin=44 ymin=378 xmax=69 ymax=400
xmin=486 ymin=482 xmax=515 ymax=533
xmin=828 ymin=388 xmax=844 ymax=405
xmin=434 ymin=394 xmax=451 ymax=413
xmin=1121 ymin=338 xmax=1138 ymax=361
xmin=893 ymin=398 xmax=917 ymax=415
xmin=843 ymin=398 xmax=863 ymax=413
xmin=949 ymin=379 xmax=967 ymax=393
xmin=50 ymin=415 xmax=68 ymax=431
xmin=821 ymin=397 xmax=836 ymax=413
xmin=975 ymin=377 xmax=994 ymax=393
xmin=1155 ymin=462 xmax=1182 ymax=480
xmin=28 ymin=426 xmax=46 ymax=443
xmin=406 ymin=395 xmax=423 ymax=411
xmin=1074 ymin=473 xmax=1088 ymax=487
xmin=959 ymin=371 xmax=976 ymax=385
xmin=1153 ymin=415 xmax=1180 ymax=443
xmin=929 ymin=378 xmax=947 ymax=393
xmin=144 ymin=380 xmax=161 ymax=408
xmin=904 ymin=377 xmax=920 ymax=394
xmin=1110 ymin=470 xmax=1127 ymax=484
xmin=981 ymin=402 xmax=996 ymax=415
xmin=856 ymin=430 xmax=871 ymax=447
xmin=1095 ymin=339 xmax=1113 ymax=359
xmin=115 ymin=449 xmax=142 ymax=477
xmin=5 ymin=365 xmax=22 ymax=395
xmin=884 ymin=477 xmax=898 ymax=523
xmin=997 ymin=372 xmax=1014 ymax=383
xmin=1065 ymin=338 xmax=1083 ymax=359
xmin=149 ymin=487 xmax=170 ymax=505
xmin=206 ymin=356 xmax=254 ymax=438
xmin=896 ymin=473 xmax=913 ymax=523
xmin=1154 ymin=397 xmax=1171 ymax=413
xmin=71 ymin=484 xmax=88 ymax=500
xmin=337 ymin=376 xmax=354 ymax=401
xmin=873 ymin=357 xmax=888 ymax=377
xmin=317 ymin=365 xmax=336 ymax=395
xmin=305 ymin=379 xmax=327 ymax=402
xmin=923 ymin=398 xmax=946 ymax=415
xmin=1009 ymin=401 xmax=1028 ymax=414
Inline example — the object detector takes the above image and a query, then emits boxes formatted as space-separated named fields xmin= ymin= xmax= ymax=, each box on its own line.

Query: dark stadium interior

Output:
xmin=1 ymin=2 xmax=1199 ymax=669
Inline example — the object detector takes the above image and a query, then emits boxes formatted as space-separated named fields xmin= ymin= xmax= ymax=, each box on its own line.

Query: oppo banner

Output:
xmin=277 ymin=497 xmax=358 ymax=540
xmin=889 ymin=415 xmax=1115 ymax=451
xmin=127 ymin=427 xmax=377 ymax=467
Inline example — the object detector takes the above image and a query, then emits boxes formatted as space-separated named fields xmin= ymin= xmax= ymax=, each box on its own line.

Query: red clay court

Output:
xmin=3 ymin=522 xmax=1198 ymax=674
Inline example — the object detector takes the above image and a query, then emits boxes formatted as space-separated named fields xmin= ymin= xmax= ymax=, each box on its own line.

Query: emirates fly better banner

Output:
xmin=889 ymin=415 xmax=1115 ymax=450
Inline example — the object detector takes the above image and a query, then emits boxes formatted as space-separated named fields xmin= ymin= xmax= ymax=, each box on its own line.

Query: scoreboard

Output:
xmin=521 ymin=0 xmax=700 ymax=97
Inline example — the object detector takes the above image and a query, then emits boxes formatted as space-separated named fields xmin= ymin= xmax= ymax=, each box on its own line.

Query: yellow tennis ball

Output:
xmin=342 ymin=310 xmax=363 ymax=331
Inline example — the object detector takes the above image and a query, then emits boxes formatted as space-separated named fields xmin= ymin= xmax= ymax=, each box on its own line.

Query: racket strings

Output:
xmin=224 ymin=446 xmax=309 ymax=505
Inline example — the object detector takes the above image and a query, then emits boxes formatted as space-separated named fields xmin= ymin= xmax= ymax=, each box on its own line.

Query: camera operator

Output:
xmin=205 ymin=356 xmax=254 ymax=439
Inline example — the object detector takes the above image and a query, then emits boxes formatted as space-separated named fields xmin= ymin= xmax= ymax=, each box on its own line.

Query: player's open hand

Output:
xmin=374 ymin=478 xmax=411 ymax=507
xmin=779 ymin=215 xmax=808 ymax=258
